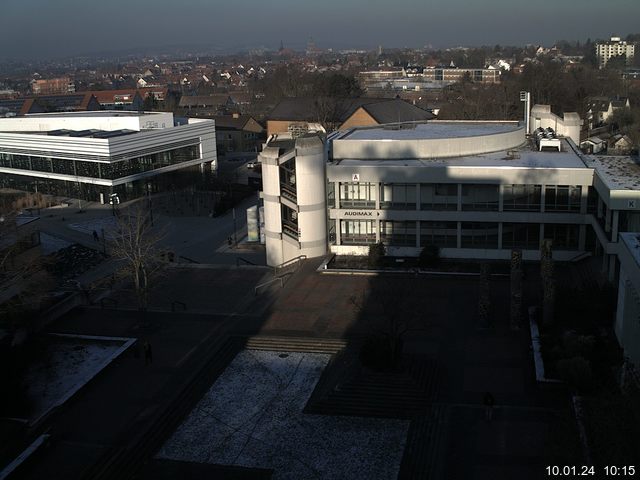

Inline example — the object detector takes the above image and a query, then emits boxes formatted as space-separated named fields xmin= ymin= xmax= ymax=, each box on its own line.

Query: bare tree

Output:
xmin=350 ymin=277 xmax=424 ymax=368
xmin=109 ymin=202 xmax=165 ymax=311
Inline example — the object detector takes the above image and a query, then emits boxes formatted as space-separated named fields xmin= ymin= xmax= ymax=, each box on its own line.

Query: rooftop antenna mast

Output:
xmin=520 ymin=91 xmax=531 ymax=135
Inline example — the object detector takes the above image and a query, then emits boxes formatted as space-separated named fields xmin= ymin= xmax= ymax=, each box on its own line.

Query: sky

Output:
xmin=1 ymin=0 xmax=639 ymax=59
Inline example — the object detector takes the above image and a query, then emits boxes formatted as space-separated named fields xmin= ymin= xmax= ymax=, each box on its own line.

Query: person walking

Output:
xmin=483 ymin=392 xmax=495 ymax=421
xmin=143 ymin=340 xmax=153 ymax=365
xmin=92 ymin=230 xmax=99 ymax=242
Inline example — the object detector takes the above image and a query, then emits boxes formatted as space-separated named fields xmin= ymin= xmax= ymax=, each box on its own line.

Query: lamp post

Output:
xmin=109 ymin=193 xmax=120 ymax=216
xmin=232 ymin=207 xmax=237 ymax=248
xmin=146 ymin=182 xmax=154 ymax=226
xmin=520 ymin=91 xmax=531 ymax=135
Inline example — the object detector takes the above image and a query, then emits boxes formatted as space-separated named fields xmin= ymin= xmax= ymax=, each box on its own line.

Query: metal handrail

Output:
xmin=236 ymin=257 xmax=257 ymax=267
xmin=254 ymin=276 xmax=284 ymax=295
xmin=273 ymin=255 xmax=306 ymax=275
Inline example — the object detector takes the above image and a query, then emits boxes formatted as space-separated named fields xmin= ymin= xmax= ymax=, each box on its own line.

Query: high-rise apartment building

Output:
xmin=596 ymin=36 xmax=636 ymax=69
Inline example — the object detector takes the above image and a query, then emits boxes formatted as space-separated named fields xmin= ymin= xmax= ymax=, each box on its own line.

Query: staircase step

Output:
xmin=398 ymin=404 xmax=449 ymax=480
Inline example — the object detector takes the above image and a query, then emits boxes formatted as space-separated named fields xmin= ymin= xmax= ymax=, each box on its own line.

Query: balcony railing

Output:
xmin=281 ymin=184 xmax=297 ymax=202
xmin=341 ymin=234 xmax=377 ymax=245
xmin=339 ymin=199 xmax=375 ymax=209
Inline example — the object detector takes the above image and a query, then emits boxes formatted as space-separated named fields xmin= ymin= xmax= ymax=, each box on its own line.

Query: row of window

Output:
xmin=335 ymin=220 xmax=580 ymax=250
xmin=0 ymin=145 xmax=200 ymax=180
xmin=330 ymin=182 xmax=583 ymax=212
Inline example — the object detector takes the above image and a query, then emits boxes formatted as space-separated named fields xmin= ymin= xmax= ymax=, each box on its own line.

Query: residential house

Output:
xmin=610 ymin=134 xmax=634 ymax=154
xmin=580 ymin=136 xmax=607 ymax=154
xmin=266 ymin=97 xmax=435 ymax=136
xmin=214 ymin=113 xmax=265 ymax=156
xmin=0 ymin=93 xmax=100 ymax=116
xmin=83 ymin=89 xmax=145 ymax=111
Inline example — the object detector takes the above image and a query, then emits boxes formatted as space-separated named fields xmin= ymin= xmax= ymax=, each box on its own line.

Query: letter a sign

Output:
xmin=352 ymin=174 xmax=360 ymax=182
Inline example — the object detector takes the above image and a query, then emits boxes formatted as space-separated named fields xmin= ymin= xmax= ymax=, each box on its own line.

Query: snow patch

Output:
xmin=158 ymin=350 xmax=409 ymax=480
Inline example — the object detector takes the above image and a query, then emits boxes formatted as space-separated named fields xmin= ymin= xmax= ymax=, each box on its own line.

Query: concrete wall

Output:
xmin=295 ymin=136 xmax=328 ymax=260
xmin=267 ymin=120 xmax=295 ymax=136
xmin=339 ymin=108 xmax=378 ymax=130
xmin=332 ymin=127 xmax=525 ymax=159
xmin=0 ymin=112 xmax=174 ymax=132
xmin=260 ymin=145 xmax=284 ymax=266
xmin=530 ymin=105 xmax=582 ymax=145
xmin=615 ymin=236 xmax=640 ymax=369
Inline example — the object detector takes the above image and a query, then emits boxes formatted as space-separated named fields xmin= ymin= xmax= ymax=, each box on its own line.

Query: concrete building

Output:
xmin=0 ymin=111 xmax=216 ymax=202
xmin=31 ymin=77 xmax=75 ymax=95
xmin=259 ymin=106 xmax=640 ymax=369
xmin=615 ymin=233 xmax=640 ymax=372
xmin=596 ymin=36 xmax=636 ymax=69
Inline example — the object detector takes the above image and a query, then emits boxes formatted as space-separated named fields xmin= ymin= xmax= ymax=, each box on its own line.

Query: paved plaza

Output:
xmin=9 ymin=234 xmax=578 ymax=479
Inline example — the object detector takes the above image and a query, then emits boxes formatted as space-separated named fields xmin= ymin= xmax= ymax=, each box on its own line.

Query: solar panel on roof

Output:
xmin=47 ymin=129 xmax=73 ymax=136
xmin=91 ymin=129 xmax=137 ymax=139
xmin=69 ymin=129 xmax=99 ymax=137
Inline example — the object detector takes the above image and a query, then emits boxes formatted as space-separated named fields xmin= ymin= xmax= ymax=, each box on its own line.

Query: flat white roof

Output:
xmin=584 ymin=155 xmax=640 ymax=191
xmin=14 ymin=111 xmax=161 ymax=119
xmin=335 ymin=139 xmax=587 ymax=169
xmin=340 ymin=121 xmax=521 ymax=141
xmin=620 ymin=233 xmax=640 ymax=267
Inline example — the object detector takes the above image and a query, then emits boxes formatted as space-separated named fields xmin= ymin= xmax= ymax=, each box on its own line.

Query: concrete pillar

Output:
xmin=415 ymin=220 xmax=420 ymax=248
xmin=294 ymin=135 xmax=328 ymax=261
xmin=498 ymin=223 xmax=503 ymax=249
xmin=579 ymin=224 xmax=587 ymax=251
xmin=580 ymin=186 xmax=588 ymax=214
xmin=609 ymin=254 xmax=617 ymax=283
xmin=457 ymin=221 xmax=462 ymax=248
xmin=612 ymin=210 xmax=620 ymax=241
xmin=597 ymin=197 xmax=603 ymax=218
xmin=415 ymin=183 xmax=421 ymax=211
xmin=261 ymin=146 xmax=284 ymax=266
xmin=457 ymin=183 xmax=462 ymax=211
xmin=498 ymin=184 xmax=504 ymax=212
xmin=605 ymin=207 xmax=612 ymax=232
xmin=540 ymin=185 xmax=546 ymax=213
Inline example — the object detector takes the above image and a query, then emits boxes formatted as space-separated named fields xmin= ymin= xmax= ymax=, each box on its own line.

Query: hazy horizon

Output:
xmin=1 ymin=0 xmax=639 ymax=60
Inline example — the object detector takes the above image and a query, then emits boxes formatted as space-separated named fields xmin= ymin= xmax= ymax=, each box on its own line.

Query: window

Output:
xmin=281 ymin=204 xmax=298 ymax=239
xmin=327 ymin=181 xmax=335 ymax=208
xmin=380 ymin=183 xmax=416 ymax=210
xmin=545 ymin=185 xmax=581 ymax=212
xmin=544 ymin=224 xmax=579 ymax=250
xmin=421 ymin=183 xmax=458 ymax=211
xmin=503 ymin=185 xmax=541 ymax=211
xmin=461 ymin=184 xmax=499 ymax=211
xmin=502 ymin=223 xmax=540 ymax=249
xmin=461 ymin=222 xmax=499 ymax=249
xmin=380 ymin=221 xmax=416 ymax=246
xmin=280 ymin=158 xmax=296 ymax=201
xmin=51 ymin=158 xmax=76 ymax=175
xmin=340 ymin=220 xmax=376 ymax=245
xmin=420 ymin=221 xmax=457 ymax=247
xmin=339 ymin=182 xmax=376 ymax=209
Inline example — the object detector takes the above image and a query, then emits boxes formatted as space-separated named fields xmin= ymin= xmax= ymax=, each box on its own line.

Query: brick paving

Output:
xmin=9 ymin=256 xmax=579 ymax=479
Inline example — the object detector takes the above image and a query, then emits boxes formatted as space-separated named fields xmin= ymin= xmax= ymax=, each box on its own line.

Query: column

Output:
xmin=580 ymin=186 xmax=588 ymax=214
xmin=457 ymin=183 xmax=462 ymax=211
xmin=579 ymin=224 xmax=587 ymax=251
xmin=498 ymin=184 xmax=504 ymax=212
xmin=457 ymin=221 xmax=462 ymax=248
xmin=612 ymin=210 xmax=620 ymax=241
xmin=498 ymin=223 xmax=503 ymax=249
xmin=540 ymin=185 xmax=546 ymax=213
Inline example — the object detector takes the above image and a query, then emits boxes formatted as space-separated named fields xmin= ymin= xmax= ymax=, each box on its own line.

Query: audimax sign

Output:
xmin=343 ymin=211 xmax=381 ymax=217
